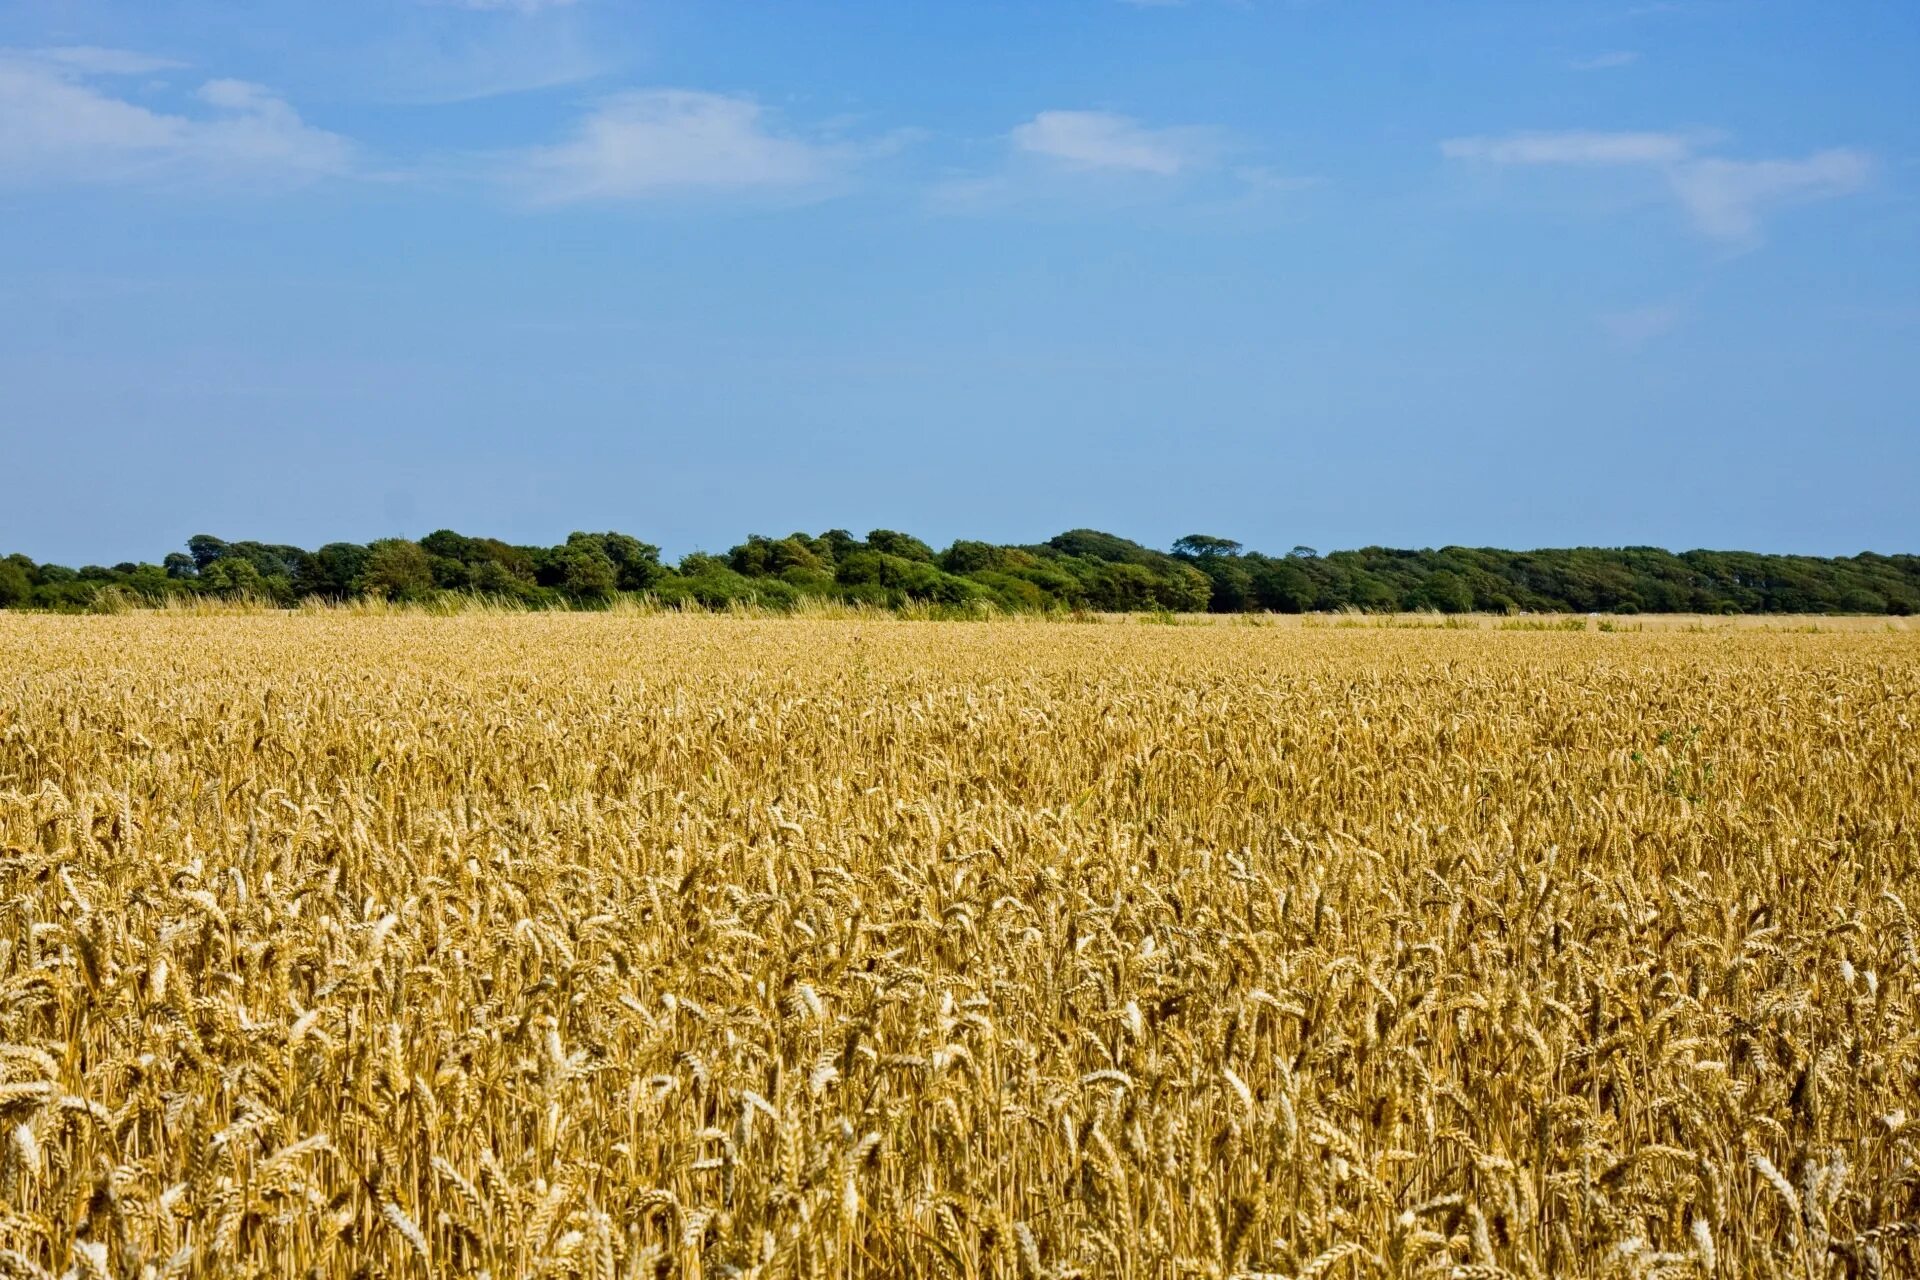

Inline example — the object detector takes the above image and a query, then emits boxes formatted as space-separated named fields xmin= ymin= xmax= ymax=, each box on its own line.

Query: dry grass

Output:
xmin=0 ymin=613 xmax=1916 ymax=1278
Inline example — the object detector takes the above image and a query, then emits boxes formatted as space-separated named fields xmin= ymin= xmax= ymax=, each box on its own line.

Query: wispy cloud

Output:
xmin=387 ymin=0 xmax=612 ymax=101
xmin=1441 ymin=128 xmax=1871 ymax=244
xmin=0 ymin=51 xmax=353 ymax=188
xmin=512 ymin=90 xmax=865 ymax=204
xmin=1600 ymin=300 xmax=1685 ymax=347
xmin=427 ymin=0 xmax=581 ymax=11
xmin=367 ymin=18 xmax=612 ymax=103
xmin=1666 ymin=151 xmax=1872 ymax=241
xmin=1011 ymin=110 xmax=1217 ymax=176
xmin=933 ymin=108 xmax=1305 ymax=214
xmin=29 ymin=46 xmax=186 ymax=76
xmin=1570 ymin=50 xmax=1641 ymax=71
xmin=1441 ymin=130 xmax=1695 ymax=166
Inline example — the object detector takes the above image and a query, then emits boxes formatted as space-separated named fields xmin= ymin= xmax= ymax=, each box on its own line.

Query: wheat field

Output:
xmin=0 ymin=614 xmax=1916 ymax=1279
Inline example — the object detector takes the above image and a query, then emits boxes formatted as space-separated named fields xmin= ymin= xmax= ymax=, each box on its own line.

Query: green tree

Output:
xmin=6 ymin=525 xmax=1920 ymax=616
xmin=1172 ymin=534 xmax=1242 ymax=559
xmin=599 ymin=532 xmax=666 ymax=590
xmin=186 ymin=534 xmax=230 ymax=572
xmin=942 ymin=540 xmax=1004 ymax=575
xmin=420 ymin=530 xmax=477 ymax=563
xmin=471 ymin=560 xmax=539 ymax=601
xmin=1157 ymin=563 xmax=1214 ymax=612
xmin=1419 ymin=570 xmax=1474 ymax=614
xmin=557 ymin=537 xmax=618 ymax=601
xmin=1839 ymin=587 xmax=1887 ymax=613
xmin=1047 ymin=529 xmax=1162 ymax=565
xmin=428 ymin=556 xmax=473 ymax=589
xmin=201 ymin=557 xmax=266 ymax=598
xmin=1249 ymin=558 xmax=1316 ymax=612
xmin=0 ymin=559 xmax=30 ymax=608
xmin=313 ymin=544 xmax=371 ymax=597
xmin=1195 ymin=556 xmax=1254 ymax=612
xmin=361 ymin=539 xmax=434 ymax=599
xmin=818 ymin=530 xmax=862 ymax=563
xmin=867 ymin=530 xmax=936 ymax=562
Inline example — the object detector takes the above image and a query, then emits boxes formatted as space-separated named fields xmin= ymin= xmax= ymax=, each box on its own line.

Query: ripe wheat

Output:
xmin=0 ymin=613 xmax=1915 ymax=1278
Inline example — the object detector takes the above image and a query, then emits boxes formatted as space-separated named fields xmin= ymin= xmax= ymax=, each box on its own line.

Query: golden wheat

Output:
xmin=0 ymin=612 xmax=1915 ymax=1278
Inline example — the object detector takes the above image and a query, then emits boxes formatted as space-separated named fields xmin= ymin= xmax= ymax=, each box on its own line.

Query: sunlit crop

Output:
xmin=1 ymin=613 xmax=1915 ymax=1278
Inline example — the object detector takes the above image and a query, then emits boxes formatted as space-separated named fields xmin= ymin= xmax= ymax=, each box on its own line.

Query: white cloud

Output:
xmin=366 ymin=12 xmax=612 ymax=104
xmin=1600 ymin=301 xmax=1684 ymax=347
xmin=1667 ymin=149 xmax=1871 ymax=241
xmin=1011 ymin=110 xmax=1214 ymax=176
xmin=30 ymin=46 xmax=186 ymax=76
xmin=516 ymin=90 xmax=852 ymax=203
xmin=430 ymin=0 xmax=580 ymax=10
xmin=0 ymin=53 xmax=352 ymax=188
xmin=1570 ymin=51 xmax=1641 ymax=71
xmin=932 ymin=109 xmax=1302 ymax=214
xmin=1441 ymin=128 xmax=1871 ymax=243
xmin=1441 ymin=130 xmax=1693 ymax=166
xmin=1234 ymin=164 xmax=1322 ymax=194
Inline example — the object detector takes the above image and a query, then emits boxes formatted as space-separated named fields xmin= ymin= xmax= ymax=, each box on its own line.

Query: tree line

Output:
xmin=2 ymin=528 xmax=1916 ymax=615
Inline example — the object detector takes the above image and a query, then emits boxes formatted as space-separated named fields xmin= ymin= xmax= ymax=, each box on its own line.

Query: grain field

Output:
xmin=0 ymin=614 xmax=1916 ymax=1279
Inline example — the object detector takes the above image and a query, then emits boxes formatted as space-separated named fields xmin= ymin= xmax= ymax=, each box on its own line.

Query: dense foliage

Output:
xmin=4 ymin=528 xmax=1917 ymax=614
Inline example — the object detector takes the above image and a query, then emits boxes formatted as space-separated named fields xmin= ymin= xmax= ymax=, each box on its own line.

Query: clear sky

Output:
xmin=2 ymin=0 xmax=1915 ymax=566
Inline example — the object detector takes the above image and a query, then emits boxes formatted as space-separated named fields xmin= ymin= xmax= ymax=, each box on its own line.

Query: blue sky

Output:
xmin=2 ymin=0 xmax=1915 ymax=564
